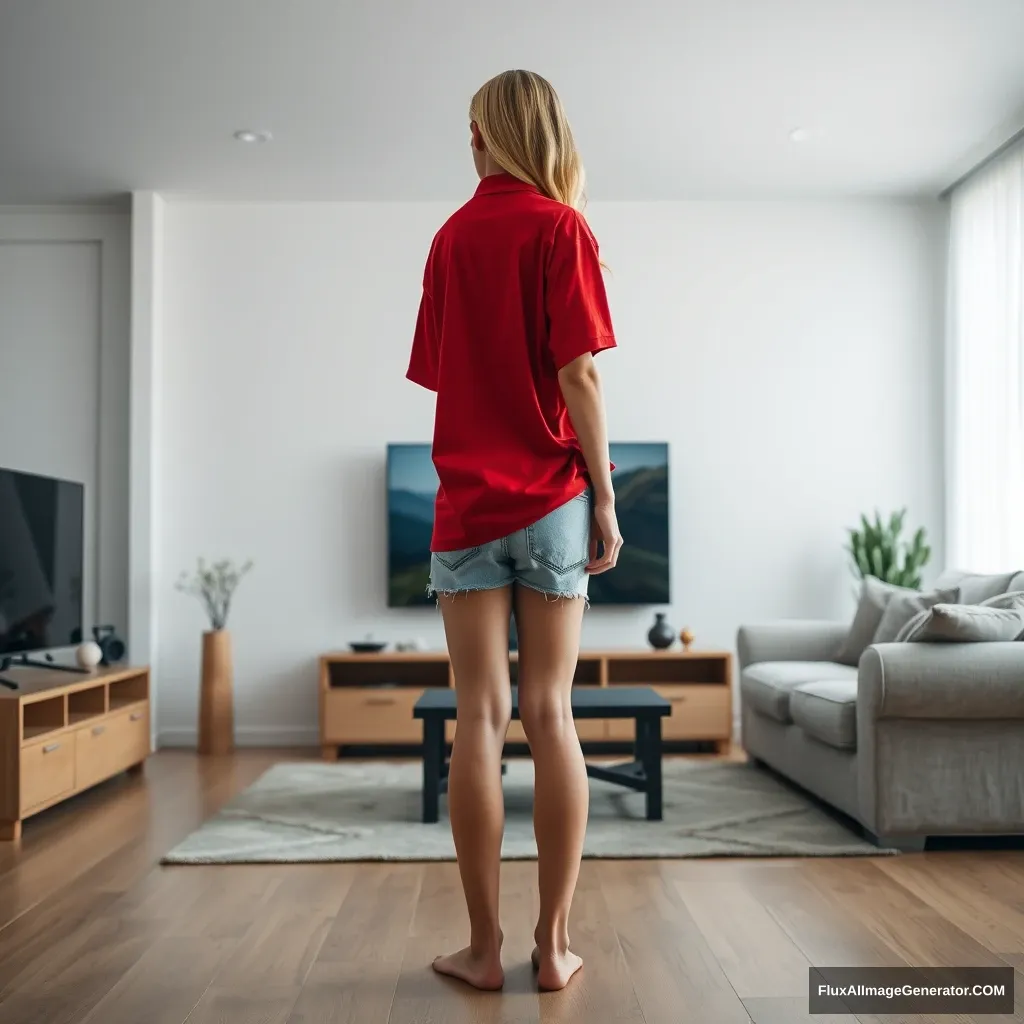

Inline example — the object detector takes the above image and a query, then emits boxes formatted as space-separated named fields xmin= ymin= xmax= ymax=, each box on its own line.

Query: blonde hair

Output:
xmin=469 ymin=70 xmax=586 ymax=211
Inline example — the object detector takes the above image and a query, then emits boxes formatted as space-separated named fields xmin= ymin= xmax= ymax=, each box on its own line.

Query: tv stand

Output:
xmin=318 ymin=649 xmax=733 ymax=755
xmin=0 ymin=654 xmax=90 ymax=690
xmin=0 ymin=664 xmax=151 ymax=840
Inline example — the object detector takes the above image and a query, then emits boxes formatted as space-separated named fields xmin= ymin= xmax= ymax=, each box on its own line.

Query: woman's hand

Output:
xmin=587 ymin=500 xmax=623 ymax=574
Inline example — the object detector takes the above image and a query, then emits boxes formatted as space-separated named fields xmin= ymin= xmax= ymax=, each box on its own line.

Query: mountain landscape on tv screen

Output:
xmin=588 ymin=461 xmax=670 ymax=604
xmin=386 ymin=443 xmax=669 ymax=607
xmin=387 ymin=486 xmax=435 ymax=606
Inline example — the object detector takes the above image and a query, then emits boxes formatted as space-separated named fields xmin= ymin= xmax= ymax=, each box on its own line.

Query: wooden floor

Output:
xmin=0 ymin=751 xmax=1020 ymax=1024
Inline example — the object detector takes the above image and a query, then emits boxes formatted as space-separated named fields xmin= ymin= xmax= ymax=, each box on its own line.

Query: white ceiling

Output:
xmin=2 ymin=0 xmax=1024 ymax=204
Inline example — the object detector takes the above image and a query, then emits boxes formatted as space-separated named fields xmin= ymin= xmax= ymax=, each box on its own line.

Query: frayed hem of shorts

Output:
xmin=425 ymin=581 xmax=513 ymax=600
xmin=425 ymin=580 xmax=588 ymax=608
xmin=511 ymin=580 xmax=591 ymax=609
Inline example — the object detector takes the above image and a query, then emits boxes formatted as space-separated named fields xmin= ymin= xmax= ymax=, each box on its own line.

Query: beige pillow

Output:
xmin=897 ymin=601 xmax=1024 ymax=643
xmin=872 ymin=586 xmax=960 ymax=644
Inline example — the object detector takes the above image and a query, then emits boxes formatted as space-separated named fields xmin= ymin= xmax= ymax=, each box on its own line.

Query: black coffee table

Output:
xmin=413 ymin=686 xmax=671 ymax=824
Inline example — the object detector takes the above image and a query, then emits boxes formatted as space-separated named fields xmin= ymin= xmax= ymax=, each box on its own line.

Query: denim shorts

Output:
xmin=428 ymin=489 xmax=591 ymax=601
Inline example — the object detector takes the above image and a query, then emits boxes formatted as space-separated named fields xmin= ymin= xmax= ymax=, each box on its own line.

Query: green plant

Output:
xmin=176 ymin=558 xmax=253 ymax=631
xmin=846 ymin=509 xmax=930 ymax=589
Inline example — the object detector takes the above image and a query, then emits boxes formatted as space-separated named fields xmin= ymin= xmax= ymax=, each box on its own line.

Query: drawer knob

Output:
xmin=92 ymin=725 xmax=106 ymax=736
xmin=130 ymin=712 xmax=143 ymax=721
xmin=42 ymin=743 xmax=60 ymax=754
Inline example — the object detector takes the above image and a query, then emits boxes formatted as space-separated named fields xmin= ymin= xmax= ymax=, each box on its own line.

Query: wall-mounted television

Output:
xmin=387 ymin=443 xmax=669 ymax=607
xmin=0 ymin=467 xmax=84 ymax=655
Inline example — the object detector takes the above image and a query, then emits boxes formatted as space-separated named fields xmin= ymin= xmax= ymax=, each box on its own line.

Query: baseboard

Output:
xmin=157 ymin=726 xmax=320 ymax=748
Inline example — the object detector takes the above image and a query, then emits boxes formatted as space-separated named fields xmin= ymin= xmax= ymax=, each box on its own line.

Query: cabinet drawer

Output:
xmin=606 ymin=685 xmax=731 ymax=741
xmin=75 ymin=706 xmax=149 ymax=790
xmin=20 ymin=735 xmax=75 ymax=813
xmin=324 ymin=689 xmax=423 ymax=744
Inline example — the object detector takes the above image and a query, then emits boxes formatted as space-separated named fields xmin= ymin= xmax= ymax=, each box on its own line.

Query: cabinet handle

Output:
xmin=42 ymin=743 xmax=60 ymax=754
xmin=92 ymin=725 xmax=106 ymax=736
xmin=130 ymin=712 xmax=143 ymax=721
xmin=669 ymin=696 xmax=686 ymax=703
xmin=365 ymin=697 xmax=395 ymax=706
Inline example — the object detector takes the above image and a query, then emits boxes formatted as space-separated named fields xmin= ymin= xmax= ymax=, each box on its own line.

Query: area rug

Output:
xmin=161 ymin=759 xmax=895 ymax=863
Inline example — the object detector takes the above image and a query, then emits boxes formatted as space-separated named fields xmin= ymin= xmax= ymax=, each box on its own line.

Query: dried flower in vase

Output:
xmin=176 ymin=558 xmax=253 ymax=631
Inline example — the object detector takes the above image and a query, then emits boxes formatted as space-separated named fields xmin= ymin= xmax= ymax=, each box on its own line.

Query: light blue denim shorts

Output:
xmin=428 ymin=489 xmax=591 ymax=601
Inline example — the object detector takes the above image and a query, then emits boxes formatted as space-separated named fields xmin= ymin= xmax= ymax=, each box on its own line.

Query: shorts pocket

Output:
xmin=526 ymin=492 xmax=590 ymax=574
xmin=434 ymin=547 xmax=480 ymax=571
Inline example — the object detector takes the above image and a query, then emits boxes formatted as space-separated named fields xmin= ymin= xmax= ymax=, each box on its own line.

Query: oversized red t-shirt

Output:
xmin=407 ymin=172 xmax=616 ymax=553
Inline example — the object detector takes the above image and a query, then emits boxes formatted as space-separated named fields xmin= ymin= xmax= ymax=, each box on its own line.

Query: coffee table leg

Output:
xmin=422 ymin=716 xmax=443 ymax=823
xmin=638 ymin=714 xmax=663 ymax=821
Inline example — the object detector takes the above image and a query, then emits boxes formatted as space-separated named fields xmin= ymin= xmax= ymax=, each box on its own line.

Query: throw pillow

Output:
xmin=980 ymin=591 xmax=1024 ymax=639
xmin=871 ymin=586 xmax=961 ymax=644
xmin=836 ymin=576 xmax=915 ymax=666
xmin=933 ymin=570 xmax=1017 ymax=604
xmin=896 ymin=602 xmax=1024 ymax=642
xmin=980 ymin=590 xmax=1024 ymax=611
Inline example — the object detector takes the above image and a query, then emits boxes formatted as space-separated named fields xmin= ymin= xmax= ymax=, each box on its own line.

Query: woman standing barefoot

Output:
xmin=407 ymin=69 xmax=622 ymax=992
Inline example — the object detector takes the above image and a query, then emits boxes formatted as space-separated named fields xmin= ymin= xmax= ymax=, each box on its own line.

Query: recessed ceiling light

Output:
xmin=789 ymin=128 xmax=809 ymax=143
xmin=233 ymin=129 xmax=272 ymax=144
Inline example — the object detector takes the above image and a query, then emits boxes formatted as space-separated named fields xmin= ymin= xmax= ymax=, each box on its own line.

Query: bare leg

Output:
xmin=431 ymin=587 xmax=512 ymax=991
xmin=515 ymin=586 xmax=587 ymax=991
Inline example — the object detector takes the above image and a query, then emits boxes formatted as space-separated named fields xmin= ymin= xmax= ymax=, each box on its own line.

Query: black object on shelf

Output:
xmin=349 ymin=641 xmax=387 ymax=654
xmin=92 ymin=625 xmax=126 ymax=666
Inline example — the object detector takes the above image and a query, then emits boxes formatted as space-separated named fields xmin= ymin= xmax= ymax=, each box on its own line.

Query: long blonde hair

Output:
xmin=469 ymin=70 xmax=586 ymax=211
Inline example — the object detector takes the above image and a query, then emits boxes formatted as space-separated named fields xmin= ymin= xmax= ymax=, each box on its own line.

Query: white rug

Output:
xmin=162 ymin=760 xmax=894 ymax=863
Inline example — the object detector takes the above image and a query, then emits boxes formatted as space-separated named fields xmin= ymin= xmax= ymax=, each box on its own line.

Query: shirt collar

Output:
xmin=474 ymin=172 xmax=540 ymax=197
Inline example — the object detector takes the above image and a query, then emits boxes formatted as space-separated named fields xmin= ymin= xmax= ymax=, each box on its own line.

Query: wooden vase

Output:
xmin=199 ymin=629 xmax=234 ymax=755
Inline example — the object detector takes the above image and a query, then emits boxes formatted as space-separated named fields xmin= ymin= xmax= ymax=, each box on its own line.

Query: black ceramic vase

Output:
xmin=647 ymin=612 xmax=675 ymax=650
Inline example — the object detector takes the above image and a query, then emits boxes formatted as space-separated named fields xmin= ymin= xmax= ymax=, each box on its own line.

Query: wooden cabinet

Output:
xmin=319 ymin=650 xmax=731 ymax=757
xmin=0 ymin=666 xmax=151 ymax=840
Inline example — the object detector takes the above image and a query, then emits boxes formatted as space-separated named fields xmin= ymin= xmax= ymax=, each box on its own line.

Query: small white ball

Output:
xmin=76 ymin=641 xmax=103 ymax=670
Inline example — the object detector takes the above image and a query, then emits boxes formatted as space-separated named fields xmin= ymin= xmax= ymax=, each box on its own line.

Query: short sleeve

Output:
xmin=545 ymin=211 xmax=616 ymax=370
xmin=406 ymin=247 xmax=439 ymax=391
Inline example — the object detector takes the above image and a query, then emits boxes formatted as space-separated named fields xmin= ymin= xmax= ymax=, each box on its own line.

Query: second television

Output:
xmin=387 ymin=443 xmax=669 ymax=607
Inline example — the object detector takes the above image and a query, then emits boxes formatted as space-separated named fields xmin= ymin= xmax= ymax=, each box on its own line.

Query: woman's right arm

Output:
xmin=558 ymin=354 xmax=623 ymax=573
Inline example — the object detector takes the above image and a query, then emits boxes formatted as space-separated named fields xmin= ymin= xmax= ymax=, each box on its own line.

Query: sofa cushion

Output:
xmin=836 ymin=576 xmax=914 ymax=666
xmin=897 ymin=600 xmax=1024 ymax=643
xmin=871 ymin=586 xmax=960 ymax=644
xmin=934 ymin=570 xmax=1018 ymax=604
xmin=790 ymin=679 xmax=858 ymax=750
xmin=741 ymin=662 xmax=858 ymax=724
xmin=1009 ymin=572 xmax=1024 ymax=594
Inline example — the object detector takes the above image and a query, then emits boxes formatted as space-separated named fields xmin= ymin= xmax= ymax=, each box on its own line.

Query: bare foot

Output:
xmin=432 ymin=946 xmax=504 ymax=991
xmin=532 ymin=946 xmax=583 ymax=991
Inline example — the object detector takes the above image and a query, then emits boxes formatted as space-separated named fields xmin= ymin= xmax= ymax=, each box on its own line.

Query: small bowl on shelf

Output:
xmin=349 ymin=641 xmax=387 ymax=654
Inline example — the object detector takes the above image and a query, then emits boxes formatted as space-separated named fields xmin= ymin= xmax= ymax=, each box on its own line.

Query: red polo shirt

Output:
xmin=407 ymin=172 xmax=616 ymax=552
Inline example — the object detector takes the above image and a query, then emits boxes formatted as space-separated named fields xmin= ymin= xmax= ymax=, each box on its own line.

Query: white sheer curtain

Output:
xmin=946 ymin=142 xmax=1024 ymax=572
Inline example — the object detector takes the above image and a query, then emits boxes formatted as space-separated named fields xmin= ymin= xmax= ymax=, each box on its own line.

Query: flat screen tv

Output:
xmin=387 ymin=443 xmax=669 ymax=607
xmin=0 ymin=467 xmax=84 ymax=655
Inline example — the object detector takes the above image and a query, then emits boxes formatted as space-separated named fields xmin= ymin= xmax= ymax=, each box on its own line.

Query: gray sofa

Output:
xmin=738 ymin=569 xmax=1024 ymax=850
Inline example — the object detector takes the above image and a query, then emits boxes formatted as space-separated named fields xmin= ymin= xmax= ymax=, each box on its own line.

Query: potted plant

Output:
xmin=846 ymin=509 xmax=930 ymax=588
xmin=176 ymin=558 xmax=252 ymax=755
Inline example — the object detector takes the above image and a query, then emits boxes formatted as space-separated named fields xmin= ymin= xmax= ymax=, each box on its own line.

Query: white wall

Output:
xmin=0 ymin=209 xmax=131 ymax=648
xmin=154 ymin=198 xmax=945 ymax=745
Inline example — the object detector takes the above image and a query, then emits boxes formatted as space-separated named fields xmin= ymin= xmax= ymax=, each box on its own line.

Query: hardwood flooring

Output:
xmin=0 ymin=750 xmax=1020 ymax=1023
